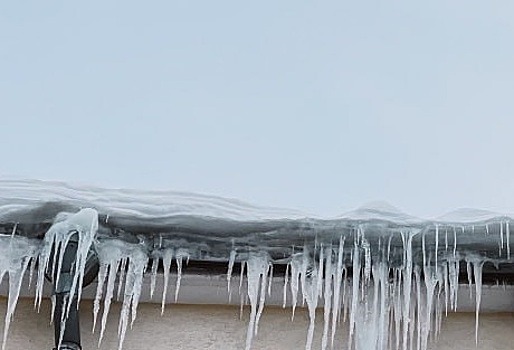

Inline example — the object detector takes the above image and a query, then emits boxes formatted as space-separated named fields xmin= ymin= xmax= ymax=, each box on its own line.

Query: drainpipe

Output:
xmin=49 ymin=232 xmax=99 ymax=350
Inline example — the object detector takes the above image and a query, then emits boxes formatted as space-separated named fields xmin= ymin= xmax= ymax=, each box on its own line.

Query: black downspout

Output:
xmin=53 ymin=294 xmax=81 ymax=350
xmin=49 ymin=233 xmax=99 ymax=350
xmin=52 ymin=234 xmax=81 ymax=350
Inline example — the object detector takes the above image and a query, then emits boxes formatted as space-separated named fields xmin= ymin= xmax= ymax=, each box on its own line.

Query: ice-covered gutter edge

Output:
xmin=3 ymin=181 xmax=514 ymax=350
xmin=1 ymin=212 xmax=514 ymax=350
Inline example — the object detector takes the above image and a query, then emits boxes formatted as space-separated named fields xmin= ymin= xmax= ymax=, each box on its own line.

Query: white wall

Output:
xmin=1 ymin=298 xmax=513 ymax=350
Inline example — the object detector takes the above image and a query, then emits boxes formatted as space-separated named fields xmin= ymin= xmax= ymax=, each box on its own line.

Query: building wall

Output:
xmin=1 ymin=298 xmax=513 ymax=350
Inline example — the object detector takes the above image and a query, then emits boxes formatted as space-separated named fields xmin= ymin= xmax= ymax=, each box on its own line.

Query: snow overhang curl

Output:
xmin=0 ymin=180 xmax=514 ymax=350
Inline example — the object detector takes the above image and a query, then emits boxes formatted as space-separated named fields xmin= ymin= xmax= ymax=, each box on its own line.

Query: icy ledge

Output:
xmin=0 ymin=180 xmax=514 ymax=350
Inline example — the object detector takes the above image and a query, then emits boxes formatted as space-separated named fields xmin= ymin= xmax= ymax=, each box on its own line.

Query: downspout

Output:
xmin=48 ymin=232 xmax=99 ymax=350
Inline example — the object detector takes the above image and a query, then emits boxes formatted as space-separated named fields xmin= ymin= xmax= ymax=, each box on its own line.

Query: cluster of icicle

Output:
xmin=0 ymin=208 xmax=510 ymax=350
xmin=0 ymin=209 xmax=192 ymax=350
xmin=240 ymin=231 xmax=485 ymax=350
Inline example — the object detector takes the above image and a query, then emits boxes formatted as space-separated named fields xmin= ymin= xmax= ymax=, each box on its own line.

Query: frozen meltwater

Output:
xmin=0 ymin=179 xmax=513 ymax=350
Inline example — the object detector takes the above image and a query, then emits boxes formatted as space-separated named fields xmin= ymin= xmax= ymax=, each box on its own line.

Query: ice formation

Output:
xmin=0 ymin=180 xmax=513 ymax=350
xmin=0 ymin=234 xmax=39 ymax=350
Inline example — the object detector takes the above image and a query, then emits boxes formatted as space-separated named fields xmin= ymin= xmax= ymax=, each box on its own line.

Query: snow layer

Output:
xmin=0 ymin=179 xmax=308 ymax=222
xmin=0 ymin=180 xmax=513 ymax=350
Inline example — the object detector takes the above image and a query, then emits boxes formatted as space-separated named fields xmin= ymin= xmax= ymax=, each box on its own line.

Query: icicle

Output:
xmin=117 ymin=248 xmax=148 ymax=350
xmin=130 ymin=259 xmax=147 ymax=328
xmin=393 ymin=268 xmax=401 ymax=350
xmin=161 ymin=249 xmax=173 ymax=314
xmin=289 ymin=255 xmax=301 ymax=320
xmin=94 ymin=239 xmax=148 ymax=350
xmin=330 ymin=236 xmax=344 ymax=349
xmin=408 ymin=293 xmax=416 ymax=350
xmin=27 ymin=256 xmax=36 ymax=289
xmin=500 ymin=221 xmax=504 ymax=257
xmin=69 ymin=211 xmax=97 ymax=317
xmin=300 ymin=250 xmax=308 ymax=308
xmin=348 ymin=231 xmax=361 ymax=349
xmin=453 ymin=226 xmax=457 ymax=259
xmin=227 ymin=249 xmax=236 ymax=301
xmin=174 ymin=257 xmax=183 ymax=303
xmin=362 ymin=238 xmax=371 ymax=284
xmin=1 ymin=254 xmax=32 ymax=350
xmin=54 ymin=236 xmax=71 ymax=294
xmin=435 ymin=267 xmax=445 ymax=340
xmin=414 ymin=267 xmax=422 ymax=350
xmin=342 ymin=266 xmax=348 ymax=323
xmin=174 ymin=249 xmax=189 ymax=303
xmin=117 ymin=257 xmax=127 ymax=300
xmin=434 ymin=225 xmax=439 ymax=268
xmin=98 ymin=260 xmax=120 ymax=345
xmin=254 ymin=262 xmax=270 ymax=335
xmin=473 ymin=261 xmax=484 ymax=345
xmin=35 ymin=208 xmax=98 ymax=319
xmin=401 ymin=230 xmax=414 ymax=350
xmin=466 ymin=261 xmax=473 ymax=299
xmin=267 ymin=264 xmax=273 ymax=296
xmin=282 ymin=262 xmax=290 ymax=308
xmin=244 ymin=253 xmax=269 ymax=350
xmin=421 ymin=265 xmax=438 ymax=350
xmin=239 ymin=261 xmax=246 ymax=295
xmin=30 ymin=208 xmax=98 ymax=350
xmin=378 ymin=263 xmax=390 ymax=350
xmin=50 ymin=294 xmax=56 ymax=325
xmin=422 ymin=232 xmax=427 ymax=268
xmin=448 ymin=258 xmax=459 ymax=311
xmin=149 ymin=257 xmax=159 ymax=299
xmin=321 ymin=246 xmax=333 ymax=350
xmin=507 ymin=221 xmax=511 ymax=260
xmin=303 ymin=247 xmax=323 ymax=350
xmin=445 ymin=227 xmax=448 ymax=251
xmin=394 ymin=269 xmax=402 ymax=350
xmin=387 ymin=235 xmax=393 ymax=262
xmin=92 ymin=264 xmax=108 ymax=332
xmin=443 ymin=263 xmax=449 ymax=316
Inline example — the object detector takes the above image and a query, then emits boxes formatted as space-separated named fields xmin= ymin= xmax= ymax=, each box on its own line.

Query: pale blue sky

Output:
xmin=1 ymin=1 xmax=514 ymax=218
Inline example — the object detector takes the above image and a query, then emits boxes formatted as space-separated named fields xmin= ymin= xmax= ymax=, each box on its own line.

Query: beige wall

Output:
xmin=1 ymin=298 xmax=514 ymax=350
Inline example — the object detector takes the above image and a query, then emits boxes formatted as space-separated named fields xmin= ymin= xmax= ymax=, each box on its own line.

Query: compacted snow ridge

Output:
xmin=0 ymin=180 xmax=513 ymax=350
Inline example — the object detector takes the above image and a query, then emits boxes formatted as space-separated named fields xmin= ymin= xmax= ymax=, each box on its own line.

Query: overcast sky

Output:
xmin=1 ymin=1 xmax=514 ymax=218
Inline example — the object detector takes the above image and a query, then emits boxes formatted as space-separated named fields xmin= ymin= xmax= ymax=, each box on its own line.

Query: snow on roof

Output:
xmin=0 ymin=179 xmax=308 ymax=223
xmin=0 ymin=179 xmax=510 ymax=225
